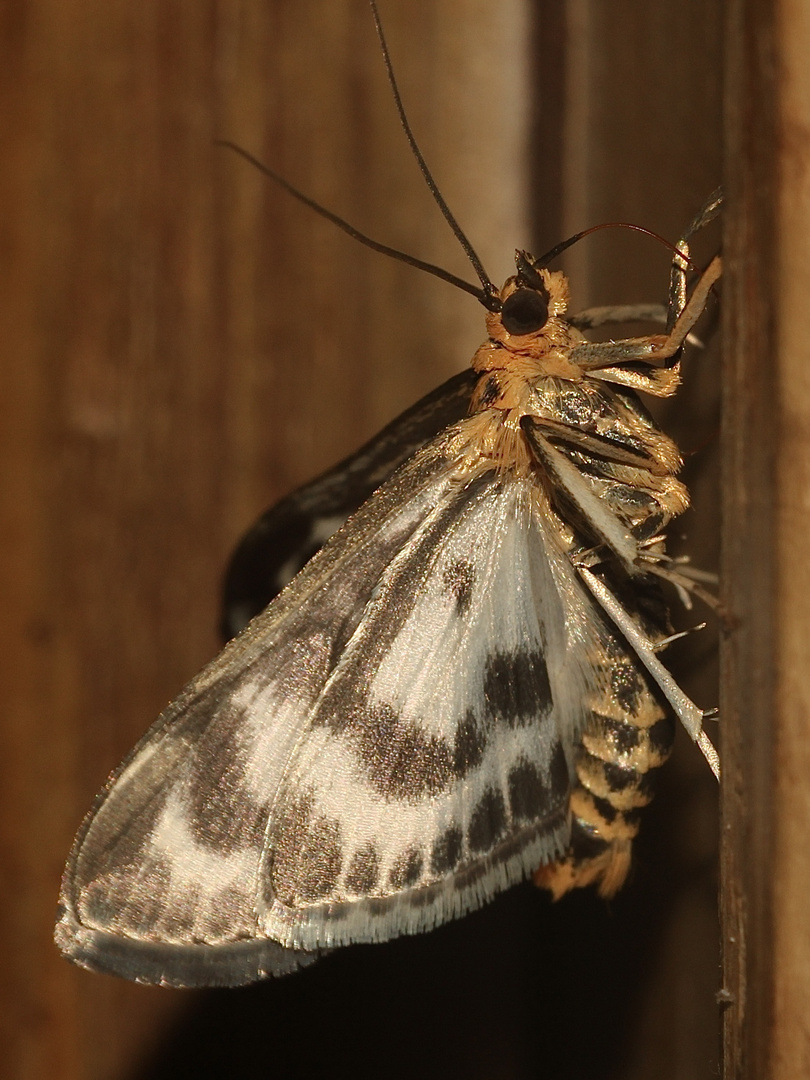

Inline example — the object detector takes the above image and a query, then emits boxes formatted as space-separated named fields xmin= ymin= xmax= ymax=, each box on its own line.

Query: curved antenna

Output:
xmin=369 ymin=0 xmax=499 ymax=308
xmin=216 ymin=141 xmax=494 ymax=307
xmin=536 ymin=222 xmax=702 ymax=271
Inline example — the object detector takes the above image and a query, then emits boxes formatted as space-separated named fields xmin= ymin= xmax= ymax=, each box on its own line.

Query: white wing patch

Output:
xmin=257 ymin=471 xmax=616 ymax=949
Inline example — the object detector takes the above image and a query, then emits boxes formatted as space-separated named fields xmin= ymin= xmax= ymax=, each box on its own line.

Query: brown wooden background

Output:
xmin=3 ymin=0 xmax=798 ymax=1077
xmin=722 ymin=1 xmax=810 ymax=1076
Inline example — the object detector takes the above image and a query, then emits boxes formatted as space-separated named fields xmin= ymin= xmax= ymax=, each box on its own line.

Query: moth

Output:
xmin=56 ymin=6 xmax=721 ymax=989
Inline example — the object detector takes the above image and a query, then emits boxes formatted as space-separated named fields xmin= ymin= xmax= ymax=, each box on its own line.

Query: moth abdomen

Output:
xmin=534 ymin=662 xmax=675 ymax=900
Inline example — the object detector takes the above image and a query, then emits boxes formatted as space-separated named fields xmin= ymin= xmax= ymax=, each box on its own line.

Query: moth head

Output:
xmin=487 ymin=251 xmax=569 ymax=344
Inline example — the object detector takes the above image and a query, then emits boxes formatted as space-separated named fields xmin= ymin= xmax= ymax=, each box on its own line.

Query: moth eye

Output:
xmin=500 ymin=288 xmax=549 ymax=336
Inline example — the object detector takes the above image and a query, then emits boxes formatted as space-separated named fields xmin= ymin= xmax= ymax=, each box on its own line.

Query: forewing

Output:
xmin=57 ymin=439 xmax=461 ymax=987
xmin=222 ymin=368 xmax=477 ymax=637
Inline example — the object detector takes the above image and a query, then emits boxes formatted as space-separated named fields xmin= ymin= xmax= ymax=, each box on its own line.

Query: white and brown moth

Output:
xmin=55 ymin=7 xmax=721 ymax=990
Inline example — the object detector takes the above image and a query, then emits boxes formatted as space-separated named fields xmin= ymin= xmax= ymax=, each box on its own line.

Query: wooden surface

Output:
xmin=0 ymin=2 xmax=728 ymax=1078
xmin=773 ymin=2 xmax=810 ymax=1070
xmin=1 ymin=3 xmax=531 ymax=1078
xmin=723 ymin=0 xmax=810 ymax=1075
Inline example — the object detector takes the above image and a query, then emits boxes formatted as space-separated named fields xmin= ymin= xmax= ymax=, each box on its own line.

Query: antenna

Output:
xmin=535 ymin=222 xmax=701 ymax=270
xmin=368 ymin=0 xmax=499 ymax=308
xmin=216 ymin=141 xmax=495 ymax=306
xmin=221 ymin=4 xmax=702 ymax=315
xmin=218 ymin=2 xmax=502 ymax=312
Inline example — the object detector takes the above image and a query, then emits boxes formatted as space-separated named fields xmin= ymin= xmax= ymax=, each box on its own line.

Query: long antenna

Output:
xmin=369 ymin=0 xmax=499 ymax=309
xmin=216 ymin=140 xmax=493 ymax=306
xmin=536 ymin=222 xmax=701 ymax=270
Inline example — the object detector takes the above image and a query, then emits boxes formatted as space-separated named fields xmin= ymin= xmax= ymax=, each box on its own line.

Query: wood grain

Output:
xmin=0 ymin=3 xmax=531 ymax=1078
xmin=723 ymin=0 xmax=810 ymax=1075
xmin=1 ymin=1 xmax=727 ymax=1077
xmin=773 ymin=1 xmax=810 ymax=1068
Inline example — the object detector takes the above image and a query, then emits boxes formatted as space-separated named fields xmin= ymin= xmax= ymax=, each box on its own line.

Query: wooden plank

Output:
xmin=773 ymin=0 xmax=810 ymax=1067
xmin=721 ymin=1 xmax=778 ymax=1076
xmin=0 ymin=2 xmax=532 ymax=1078
xmin=723 ymin=0 xmax=810 ymax=1074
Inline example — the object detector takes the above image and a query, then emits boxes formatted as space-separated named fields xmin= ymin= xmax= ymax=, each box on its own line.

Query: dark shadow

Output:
xmin=127 ymin=781 xmax=689 ymax=1080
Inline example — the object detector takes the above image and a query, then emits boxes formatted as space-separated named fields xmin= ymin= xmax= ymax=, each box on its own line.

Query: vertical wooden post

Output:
xmin=723 ymin=0 xmax=810 ymax=1074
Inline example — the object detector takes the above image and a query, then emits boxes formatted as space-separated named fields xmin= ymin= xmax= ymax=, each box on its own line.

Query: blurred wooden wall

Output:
xmin=0 ymin=1 xmax=745 ymax=1078
xmin=722 ymin=1 xmax=810 ymax=1076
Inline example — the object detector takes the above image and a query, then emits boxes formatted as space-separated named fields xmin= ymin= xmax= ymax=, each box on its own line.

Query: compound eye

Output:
xmin=500 ymin=288 xmax=549 ymax=336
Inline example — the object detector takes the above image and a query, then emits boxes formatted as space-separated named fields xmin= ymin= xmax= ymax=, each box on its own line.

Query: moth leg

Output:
xmin=525 ymin=414 xmax=665 ymax=473
xmin=521 ymin=419 xmax=640 ymax=573
xmin=567 ymin=302 xmax=704 ymax=349
xmin=667 ymin=187 xmax=723 ymax=329
xmin=520 ymin=420 xmax=717 ymax=769
xmin=642 ymin=553 xmax=720 ymax=612
xmin=568 ymin=254 xmax=722 ymax=375
xmin=576 ymin=563 xmax=720 ymax=779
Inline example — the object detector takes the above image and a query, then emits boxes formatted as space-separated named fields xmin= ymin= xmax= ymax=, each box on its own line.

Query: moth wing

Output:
xmin=57 ymin=428 xmax=612 ymax=985
xmin=222 ymin=368 xmax=477 ymax=636
xmin=57 ymin=436 xmax=473 ymax=986
xmin=255 ymin=469 xmax=616 ymax=951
